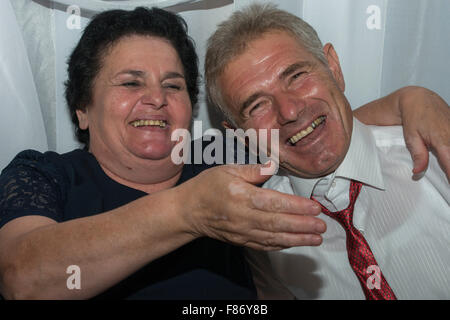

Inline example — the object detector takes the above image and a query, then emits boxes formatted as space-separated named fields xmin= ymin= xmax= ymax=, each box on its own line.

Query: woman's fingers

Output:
xmin=181 ymin=164 xmax=326 ymax=250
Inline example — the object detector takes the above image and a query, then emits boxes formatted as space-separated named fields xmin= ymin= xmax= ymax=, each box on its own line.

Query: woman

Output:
xmin=0 ymin=7 xmax=448 ymax=300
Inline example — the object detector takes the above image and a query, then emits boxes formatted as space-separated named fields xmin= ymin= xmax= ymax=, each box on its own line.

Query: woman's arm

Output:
xmin=0 ymin=164 xmax=323 ymax=299
xmin=354 ymin=86 xmax=450 ymax=180
xmin=0 ymin=187 xmax=194 ymax=299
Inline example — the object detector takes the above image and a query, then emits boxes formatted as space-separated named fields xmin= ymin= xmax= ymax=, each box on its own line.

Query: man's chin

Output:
xmin=281 ymin=159 xmax=342 ymax=179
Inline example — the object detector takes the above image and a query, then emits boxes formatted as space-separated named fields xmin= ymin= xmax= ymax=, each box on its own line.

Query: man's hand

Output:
xmin=178 ymin=163 xmax=326 ymax=251
xmin=398 ymin=87 xmax=450 ymax=181
xmin=354 ymin=86 xmax=450 ymax=181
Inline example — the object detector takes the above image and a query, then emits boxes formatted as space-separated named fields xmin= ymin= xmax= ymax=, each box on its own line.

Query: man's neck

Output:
xmin=284 ymin=118 xmax=384 ymax=198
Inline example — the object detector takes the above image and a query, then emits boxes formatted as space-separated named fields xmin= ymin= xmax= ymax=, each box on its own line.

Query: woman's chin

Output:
xmin=132 ymin=145 xmax=176 ymax=162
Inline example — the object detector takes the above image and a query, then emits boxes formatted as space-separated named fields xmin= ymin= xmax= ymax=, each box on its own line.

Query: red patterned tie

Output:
xmin=311 ymin=180 xmax=397 ymax=300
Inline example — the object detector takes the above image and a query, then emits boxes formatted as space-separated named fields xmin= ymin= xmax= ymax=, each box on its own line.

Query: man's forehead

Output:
xmin=226 ymin=31 xmax=316 ymax=73
xmin=222 ymin=34 xmax=315 ymax=90
xmin=246 ymin=30 xmax=306 ymax=53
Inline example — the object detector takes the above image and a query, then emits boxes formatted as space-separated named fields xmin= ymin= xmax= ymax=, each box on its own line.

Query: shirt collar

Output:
xmin=287 ymin=117 xmax=385 ymax=198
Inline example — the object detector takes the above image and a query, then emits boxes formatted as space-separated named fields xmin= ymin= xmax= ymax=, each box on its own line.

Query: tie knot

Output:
xmin=311 ymin=180 xmax=363 ymax=228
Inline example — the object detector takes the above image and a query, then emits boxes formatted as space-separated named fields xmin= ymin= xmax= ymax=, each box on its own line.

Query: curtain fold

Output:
xmin=0 ymin=0 xmax=48 ymax=170
xmin=380 ymin=0 xmax=450 ymax=100
xmin=52 ymin=0 xmax=205 ymax=13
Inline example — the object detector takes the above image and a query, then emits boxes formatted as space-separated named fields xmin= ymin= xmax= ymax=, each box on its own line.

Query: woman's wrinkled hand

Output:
xmin=398 ymin=86 xmax=450 ymax=181
xmin=177 ymin=163 xmax=326 ymax=251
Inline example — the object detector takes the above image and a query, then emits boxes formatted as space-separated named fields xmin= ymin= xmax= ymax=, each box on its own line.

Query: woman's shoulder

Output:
xmin=2 ymin=149 xmax=88 ymax=174
xmin=0 ymin=150 xmax=89 ymax=228
xmin=0 ymin=149 xmax=96 ymax=190
xmin=11 ymin=148 xmax=87 ymax=161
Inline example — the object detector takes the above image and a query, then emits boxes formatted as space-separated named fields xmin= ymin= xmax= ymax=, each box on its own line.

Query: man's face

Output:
xmin=219 ymin=30 xmax=353 ymax=178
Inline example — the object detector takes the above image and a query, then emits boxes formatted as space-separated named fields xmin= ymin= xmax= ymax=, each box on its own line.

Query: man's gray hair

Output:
xmin=205 ymin=3 xmax=327 ymax=124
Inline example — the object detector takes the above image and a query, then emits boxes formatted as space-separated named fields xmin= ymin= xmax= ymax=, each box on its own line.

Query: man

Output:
xmin=205 ymin=3 xmax=450 ymax=299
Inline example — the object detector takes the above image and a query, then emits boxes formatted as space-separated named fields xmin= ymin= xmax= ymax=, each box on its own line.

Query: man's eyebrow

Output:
xmin=240 ymin=91 xmax=263 ymax=115
xmin=279 ymin=62 xmax=312 ymax=81
xmin=239 ymin=62 xmax=312 ymax=113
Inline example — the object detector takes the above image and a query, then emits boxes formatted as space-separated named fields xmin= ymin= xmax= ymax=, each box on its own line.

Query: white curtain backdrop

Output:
xmin=2 ymin=0 xmax=449 ymax=170
xmin=0 ymin=0 xmax=48 ymax=169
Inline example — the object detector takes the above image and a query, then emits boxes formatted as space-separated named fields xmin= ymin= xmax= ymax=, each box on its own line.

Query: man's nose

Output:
xmin=276 ymin=92 xmax=305 ymax=124
xmin=140 ymin=86 xmax=168 ymax=109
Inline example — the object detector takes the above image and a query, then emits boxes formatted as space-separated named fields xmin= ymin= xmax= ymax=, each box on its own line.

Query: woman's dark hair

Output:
xmin=65 ymin=7 xmax=199 ymax=147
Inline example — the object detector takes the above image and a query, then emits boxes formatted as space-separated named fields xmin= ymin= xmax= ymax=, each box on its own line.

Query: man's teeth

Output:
xmin=131 ymin=120 xmax=167 ymax=128
xmin=289 ymin=116 xmax=326 ymax=144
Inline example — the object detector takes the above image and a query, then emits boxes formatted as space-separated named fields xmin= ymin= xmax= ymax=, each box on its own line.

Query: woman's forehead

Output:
xmin=100 ymin=35 xmax=184 ymax=75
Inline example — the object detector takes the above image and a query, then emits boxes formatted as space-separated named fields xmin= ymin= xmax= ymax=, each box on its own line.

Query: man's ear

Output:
xmin=323 ymin=43 xmax=345 ymax=92
xmin=222 ymin=120 xmax=250 ymax=148
xmin=76 ymin=108 xmax=89 ymax=130
xmin=222 ymin=120 xmax=235 ymax=130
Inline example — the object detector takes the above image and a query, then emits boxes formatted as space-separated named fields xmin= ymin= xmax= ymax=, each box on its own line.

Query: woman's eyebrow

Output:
xmin=113 ymin=70 xmax=185 ymax=80
xmin=162 ymin=71 xmax=185 ymax=80
xmin=113 ymin=69 xmax=146 ymax=78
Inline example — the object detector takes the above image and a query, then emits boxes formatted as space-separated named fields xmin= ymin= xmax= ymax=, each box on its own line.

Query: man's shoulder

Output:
xmin=363 ymin=124 xmax=412 ymax=173
xmin=366 ymin=124 xmax=447 ymax=191
xmin=366 ymin=125 xmax=406 ymax=149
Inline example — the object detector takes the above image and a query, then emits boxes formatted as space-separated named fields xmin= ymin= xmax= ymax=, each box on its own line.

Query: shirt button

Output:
xmin=331 ymin=181 xmax=336 ymax=188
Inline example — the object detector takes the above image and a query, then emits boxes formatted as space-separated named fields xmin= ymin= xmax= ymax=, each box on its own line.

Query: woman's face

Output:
xmin=76 ymin=35 xmax=192 ymax=182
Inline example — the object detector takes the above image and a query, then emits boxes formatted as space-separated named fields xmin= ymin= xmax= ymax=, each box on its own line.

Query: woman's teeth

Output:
xmin=131 ymin=119 xmax=167 ymax=128
xmin=289 ymin=116 xmax=326 ymax=145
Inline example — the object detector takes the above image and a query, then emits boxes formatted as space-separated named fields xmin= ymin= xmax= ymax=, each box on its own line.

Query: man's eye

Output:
xmin=250 ymin=102 xmax=262 ymax=113
xmin=292 ymin=71 xmax=306 ymax=80
xmin=249 ymin=101 xmax=269 ymax=116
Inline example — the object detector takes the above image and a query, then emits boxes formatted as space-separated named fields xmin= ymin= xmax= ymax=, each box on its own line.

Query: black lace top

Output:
xmin=0 ymin=149 xmax=256 ymax=299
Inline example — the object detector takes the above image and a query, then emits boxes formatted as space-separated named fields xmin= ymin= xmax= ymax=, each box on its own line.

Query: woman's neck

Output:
xmin=99 ymin=161 xmax=183 ymax=194
xmin=88 ymin=147 xmax=183 ymax=194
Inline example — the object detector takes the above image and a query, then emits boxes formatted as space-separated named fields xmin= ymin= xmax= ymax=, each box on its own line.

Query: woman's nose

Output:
xmin=140 ymin=86 xmax=168 ymax=109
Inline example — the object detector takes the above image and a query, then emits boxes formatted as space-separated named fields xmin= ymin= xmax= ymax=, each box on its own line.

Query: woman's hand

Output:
xmin=397 ymin=87 xmax=450 ymax=181
xmin=177 ymin=163 xmax=326 ymax=251
xmin=354 ymin=86 xmax=450 ymax=181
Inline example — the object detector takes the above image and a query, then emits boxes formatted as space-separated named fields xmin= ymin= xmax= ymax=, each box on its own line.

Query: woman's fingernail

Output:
xmin=311 ymin=203 xmax=321 ymax=213
xmin=315 ymin=221 xmax=326 ymax=233
xmin=311 ymin=235 xmax=322 ymax=245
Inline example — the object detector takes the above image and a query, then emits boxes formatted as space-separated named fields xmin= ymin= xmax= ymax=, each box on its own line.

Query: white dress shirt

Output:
xmin=247 ymin=118 xmax=450 ymax=299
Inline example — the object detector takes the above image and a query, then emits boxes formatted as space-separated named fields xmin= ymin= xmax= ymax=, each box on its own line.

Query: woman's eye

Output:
xmin=163 ymin=83 xmax=182 ymax=90
xmin=122 ymin=81 xmax=140 ymax=87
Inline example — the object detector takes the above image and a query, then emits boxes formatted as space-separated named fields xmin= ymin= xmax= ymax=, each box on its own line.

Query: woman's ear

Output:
xmin=76 ymin=108 xmax=89 ymax=130
xmin=323 ymin=43 xmax=345 ymax=92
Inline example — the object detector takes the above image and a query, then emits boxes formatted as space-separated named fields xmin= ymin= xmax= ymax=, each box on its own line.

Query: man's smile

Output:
xmin=288 ymin=115 xmax=326 ymax=145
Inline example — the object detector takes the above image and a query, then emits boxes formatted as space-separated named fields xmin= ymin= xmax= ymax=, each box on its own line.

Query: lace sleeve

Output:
xmin=0 ymin=151 xmax=65 ymax=229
